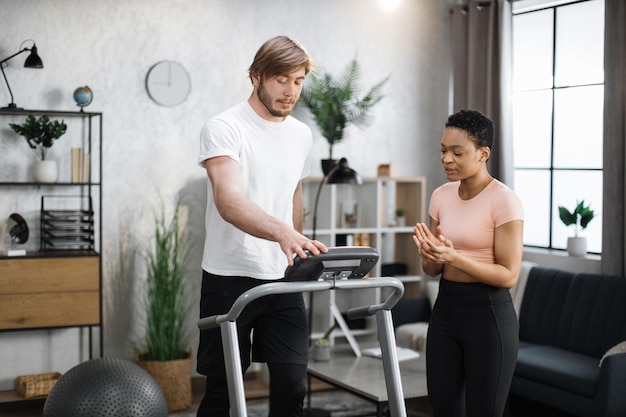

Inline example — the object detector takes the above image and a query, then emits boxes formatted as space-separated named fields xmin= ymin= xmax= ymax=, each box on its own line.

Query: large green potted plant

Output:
xmin=9 ymin=114 xmax=67 ymax=183
xmin=135 ymin=202 xmax=192 ymax=412
xmin=558 ymin=200 xmax=595 ymax=257
xmin=299 ymin=58 xmax=388 ymax=174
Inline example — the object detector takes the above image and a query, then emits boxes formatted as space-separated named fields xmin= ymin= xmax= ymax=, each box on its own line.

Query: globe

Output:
xmin=73 ymin=86 xmax=93 ymax=109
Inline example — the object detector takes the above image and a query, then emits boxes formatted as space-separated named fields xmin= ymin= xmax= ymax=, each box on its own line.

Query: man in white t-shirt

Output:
xmin=196 ymin=36 xmax=327 ymax=417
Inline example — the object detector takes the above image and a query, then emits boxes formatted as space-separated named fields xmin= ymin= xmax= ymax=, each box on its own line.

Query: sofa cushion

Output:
xmin=396 ymin=322 xmax=429 ymax=351
xmin=510 ymin=260 xmax=536 ymax=316
xmin=516 ymin=342 xmax=600 ymax=397
xmin=519 ymin=267 xmax=626 ymax=357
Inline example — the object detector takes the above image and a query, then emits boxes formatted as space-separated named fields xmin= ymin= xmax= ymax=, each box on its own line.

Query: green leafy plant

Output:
xmin=558 ymin=200 xmax=595 ymax=237
xmin=299 ymin=58 xmax=389 ymax=160
xmin=9 ymin=115 xmax=67 ymax=160
xmin=314 ymin=338 xmax=330 ymax=348
xmin=314 ymin=323 xmax=337 ymax=348
xmin=139 ymin=202 xmax=190 ymax=361
xmin=395 ymin=208 xmax=404 ymax=218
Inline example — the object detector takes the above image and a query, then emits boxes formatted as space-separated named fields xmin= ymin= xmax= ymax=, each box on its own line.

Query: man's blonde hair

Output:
xmin=248 ymin=36 xmax=313 ymax=82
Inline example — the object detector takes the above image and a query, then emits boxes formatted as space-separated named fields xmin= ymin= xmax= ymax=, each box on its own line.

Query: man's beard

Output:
xmin=257 ymin=80 xmax=293 ymax=118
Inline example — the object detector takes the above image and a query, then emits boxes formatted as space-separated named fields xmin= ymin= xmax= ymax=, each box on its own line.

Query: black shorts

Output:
xmin=196 ymin=271 xmax=309 ymax=377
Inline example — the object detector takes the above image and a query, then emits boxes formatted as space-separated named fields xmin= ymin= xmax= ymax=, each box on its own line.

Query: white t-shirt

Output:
xmin=198 ymin=101 xmax=313 ymax=280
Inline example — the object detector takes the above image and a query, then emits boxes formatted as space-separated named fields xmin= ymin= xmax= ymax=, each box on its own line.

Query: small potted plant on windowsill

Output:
xmin=9 ymin=114 xmax=67 ymax=183
xmin=558 ymin=200 xmax=595 ymax=257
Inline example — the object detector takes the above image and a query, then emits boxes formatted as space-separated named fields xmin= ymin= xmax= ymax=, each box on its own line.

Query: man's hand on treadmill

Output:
xmin=278 ymin=227 xmax=328 ymax=266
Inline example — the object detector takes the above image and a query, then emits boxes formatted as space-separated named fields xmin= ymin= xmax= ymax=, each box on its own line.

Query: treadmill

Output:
xmin=197 ymin=246 xmax=408 ymax=417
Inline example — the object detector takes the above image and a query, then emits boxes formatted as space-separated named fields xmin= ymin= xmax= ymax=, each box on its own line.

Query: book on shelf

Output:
xmin=81 ymin=152 xmax=90 ymax=183
xmin=70 ymin=148 xmax=90 ymax=183
xmin=337 ymin=233 xmax=371 ymax=247
xmin=351 ymin=233 xmax=370 ymax=247
xmin=71 ymin=148 xmax=82 ymax=183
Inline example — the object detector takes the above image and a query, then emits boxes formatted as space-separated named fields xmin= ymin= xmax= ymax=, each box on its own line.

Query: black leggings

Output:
xmin=426 ymin=279 xmax=519 ymax=417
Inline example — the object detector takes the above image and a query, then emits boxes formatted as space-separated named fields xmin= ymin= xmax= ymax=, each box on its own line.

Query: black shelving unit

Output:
xmin=0 ymin=109 xmax=103 ymax=403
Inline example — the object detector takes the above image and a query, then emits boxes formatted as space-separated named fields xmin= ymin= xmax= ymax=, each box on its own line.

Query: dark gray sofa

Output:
xmin=511 ymin=266 xmax=626 ymax=417
xmin=391 ymin=265 xmax=626 ymax=417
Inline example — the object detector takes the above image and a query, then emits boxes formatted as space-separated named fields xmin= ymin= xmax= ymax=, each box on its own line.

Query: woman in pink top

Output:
xmin=413 ymin=109 xmax=524 ymax=417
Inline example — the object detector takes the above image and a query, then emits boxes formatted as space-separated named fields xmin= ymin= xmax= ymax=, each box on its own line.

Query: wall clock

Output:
xmin=145 ymin=60 xmax=191 ymax=106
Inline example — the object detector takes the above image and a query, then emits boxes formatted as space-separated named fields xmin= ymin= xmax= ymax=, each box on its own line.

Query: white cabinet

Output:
xmin=302 ymin=177 xmax=426 ymax=344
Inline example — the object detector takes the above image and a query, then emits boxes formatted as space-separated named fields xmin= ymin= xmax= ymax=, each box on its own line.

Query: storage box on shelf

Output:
xmin=0 ymin=109 xmax=102 ymax=403
xmin=302 ymin=176 xmax=426 ymax=344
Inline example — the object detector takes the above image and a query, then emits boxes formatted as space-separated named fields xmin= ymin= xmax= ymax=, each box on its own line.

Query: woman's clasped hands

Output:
xmin=413 ymin=222 xmax=455 ymax=264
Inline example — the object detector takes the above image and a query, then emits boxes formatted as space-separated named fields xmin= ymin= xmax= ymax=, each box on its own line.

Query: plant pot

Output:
xmin=32 ymin=160 xmax=58 ymax=183
xmin=135 ymin=348 xmax=193 ymax=412
xmin=313 ymin=346 xmax=331 ymax=362
xmin=321 ymin=159 xmax=338 ymax=176
xmin=567 ymin=237 xmax=587 ymax=257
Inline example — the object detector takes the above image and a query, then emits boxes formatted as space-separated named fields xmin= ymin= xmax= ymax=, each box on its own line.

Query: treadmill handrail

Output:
xmin=197 ymin=277 xmax=405 ymax=331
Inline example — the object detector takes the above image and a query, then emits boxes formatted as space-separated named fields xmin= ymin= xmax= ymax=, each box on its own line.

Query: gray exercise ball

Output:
xmin=43 ymin=357 xmax=168 ymax=417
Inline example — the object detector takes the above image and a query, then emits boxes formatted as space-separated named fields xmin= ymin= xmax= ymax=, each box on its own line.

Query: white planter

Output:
xmin=33 ymin=160 xmax=58 ymax=183
xmin=567 ymin=237 xmax=587 ymax=257
xmin=313 ymin=346 xmax=330 ymax=362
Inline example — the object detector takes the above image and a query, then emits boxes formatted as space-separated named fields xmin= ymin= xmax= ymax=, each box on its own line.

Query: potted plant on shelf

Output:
xmin=9 ymin=114 xmax=67 ymax=183
xmin=299 ymin=58 xmax=389 ymax=174
xmin=135 ymin=202 xmax=193 ymax=412
xmin=312 ymin=323 xmax=337 ymax=362
xmin=558 ymin=200 xmax=595 ymax=257
xmin=395 ymin=208 xmax=405 ymax=227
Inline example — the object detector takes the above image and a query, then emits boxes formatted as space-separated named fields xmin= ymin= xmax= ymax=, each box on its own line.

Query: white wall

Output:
xmin=0 ymin=0 xmax=452 ymax=389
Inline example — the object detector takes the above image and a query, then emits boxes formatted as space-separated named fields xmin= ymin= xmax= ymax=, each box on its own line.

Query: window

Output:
xmin=512 ymin=0 xmax=604 ymax=253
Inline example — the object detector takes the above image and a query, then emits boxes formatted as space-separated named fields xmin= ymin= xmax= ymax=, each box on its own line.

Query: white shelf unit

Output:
xmin=302 ymin=176 xmax=426 ymax=344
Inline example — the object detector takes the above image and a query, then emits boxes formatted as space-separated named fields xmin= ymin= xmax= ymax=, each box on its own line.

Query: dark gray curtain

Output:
xmin=450 ymin=0 xmax=513 ymax=186
xmin=602 ymin=0 xmax=626 ymax=275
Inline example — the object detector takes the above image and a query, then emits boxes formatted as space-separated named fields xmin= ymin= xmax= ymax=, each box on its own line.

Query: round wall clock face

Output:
xmin=145 ymin=60 xmax=191 ymax=106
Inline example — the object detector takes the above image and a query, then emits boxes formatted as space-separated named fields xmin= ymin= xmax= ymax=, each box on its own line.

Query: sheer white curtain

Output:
xmin=450 ymin=0 xmax=513 ymax=185
xmin=602 ymin=0 xmax=626 ymax=275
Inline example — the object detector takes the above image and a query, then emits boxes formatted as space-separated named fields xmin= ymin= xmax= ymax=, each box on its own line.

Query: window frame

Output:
xmin=512 ymin=0 xmax=604 ymax=254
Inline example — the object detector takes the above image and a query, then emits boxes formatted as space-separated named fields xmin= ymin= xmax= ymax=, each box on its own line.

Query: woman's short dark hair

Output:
xmin=445 ymin=109 xmax=494 ymax=149
xmin=248 ymin=36 xmax=313 ymax=82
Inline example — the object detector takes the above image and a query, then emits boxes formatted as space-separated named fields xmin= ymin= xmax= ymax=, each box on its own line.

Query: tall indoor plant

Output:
xmin=299 ymin=58 xmax=388 ymax=174
xmin=558 ymin=200 xmax=595 ymax=256
xmin=135 ymin=202 xmax=193 ymax=412
xmin=9 ymin=114 xmax=67 ymax=183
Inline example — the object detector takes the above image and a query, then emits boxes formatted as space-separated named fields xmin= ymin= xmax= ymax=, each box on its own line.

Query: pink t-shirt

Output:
xmin=428 ymin=179 xmax=524 ymax=264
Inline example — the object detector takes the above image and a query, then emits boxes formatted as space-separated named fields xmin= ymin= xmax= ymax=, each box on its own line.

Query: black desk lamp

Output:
xmin=305 ymin=157 xmax=361 ymax=417
xmin=0 ymin=40 xmax=43 ymax=111
xmin=312 ymin=157 xmax=362 ymax=240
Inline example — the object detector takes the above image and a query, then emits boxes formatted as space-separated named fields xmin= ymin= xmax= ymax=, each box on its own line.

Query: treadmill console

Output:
xmin=284 ymin=246 xmax=379 ymax=282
